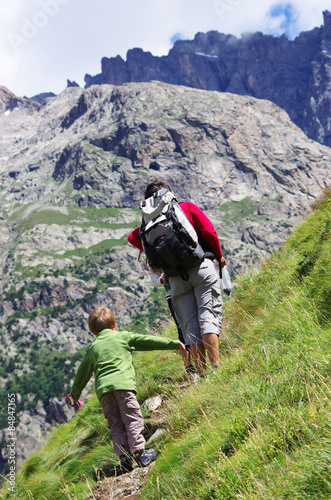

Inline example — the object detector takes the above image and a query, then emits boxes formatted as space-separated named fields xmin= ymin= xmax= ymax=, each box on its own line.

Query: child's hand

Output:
xmin=66 ymin=394 xmax=82 ymax=408
xmin=179 ymin=342 xmax=186 ymax=351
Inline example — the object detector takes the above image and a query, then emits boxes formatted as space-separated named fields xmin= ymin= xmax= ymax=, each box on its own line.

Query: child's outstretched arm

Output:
xmin=69 ymin=352 xmax=93 ymax=401
xmin=128 ymin=333 xmax=183 ymax=352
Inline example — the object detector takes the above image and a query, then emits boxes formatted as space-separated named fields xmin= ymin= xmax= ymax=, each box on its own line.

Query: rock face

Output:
xmin=84 ymin=11 xmax=331 ymax=147
xmin=30 ymin=91 xmax=56 ymax=104
xmin=0 ymin=86 xmax=41 ymax=114
xmin=0 ymin=81 xmax=330 ymax=467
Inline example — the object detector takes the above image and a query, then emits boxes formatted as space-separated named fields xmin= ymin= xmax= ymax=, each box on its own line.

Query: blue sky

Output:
xmin=268 ymin=3 xmax=299 ymax=38
xmin=0 ymin=0 xmax=329 ymax=97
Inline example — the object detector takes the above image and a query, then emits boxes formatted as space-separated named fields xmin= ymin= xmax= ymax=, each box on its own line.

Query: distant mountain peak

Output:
xmin=83 ymin=10 xmax=331 ymax=148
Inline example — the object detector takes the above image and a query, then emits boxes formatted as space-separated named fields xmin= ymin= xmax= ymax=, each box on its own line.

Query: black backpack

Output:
xmin=139 ymin=189 xmax=205 ymax=280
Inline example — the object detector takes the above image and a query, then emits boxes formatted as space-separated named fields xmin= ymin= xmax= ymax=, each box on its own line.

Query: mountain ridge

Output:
xmin=82 ymin=10 xmax=331 ymax=148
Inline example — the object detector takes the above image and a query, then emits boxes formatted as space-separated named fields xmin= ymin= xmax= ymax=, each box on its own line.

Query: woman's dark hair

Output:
xmin=145 ymin=180 xmax=171 ymax=199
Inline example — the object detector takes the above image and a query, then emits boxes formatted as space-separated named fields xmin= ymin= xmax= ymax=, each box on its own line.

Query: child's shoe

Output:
xmin=119 ymin=454 xmax=134 ymax=473
xmin=133 ymin=449 xmax=157 ymax=467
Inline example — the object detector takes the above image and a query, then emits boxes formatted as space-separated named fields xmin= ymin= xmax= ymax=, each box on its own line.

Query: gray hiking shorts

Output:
xmin=169 ymin=259 xmax=223 ymax=346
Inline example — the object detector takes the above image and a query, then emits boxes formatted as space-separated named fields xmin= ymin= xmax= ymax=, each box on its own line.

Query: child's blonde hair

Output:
xmin=88 ymin=308 xmax=115 ymax=334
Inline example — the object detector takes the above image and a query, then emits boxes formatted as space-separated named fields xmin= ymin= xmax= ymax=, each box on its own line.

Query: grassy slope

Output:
xmin=141 ymin=190 xmax=331 ymax=500
xmin=1 ymin=190 xmax=330 ymax=499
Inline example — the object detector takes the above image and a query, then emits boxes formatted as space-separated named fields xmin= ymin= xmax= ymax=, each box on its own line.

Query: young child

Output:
xmin=67 ymin=307 xmax=185 ymax=472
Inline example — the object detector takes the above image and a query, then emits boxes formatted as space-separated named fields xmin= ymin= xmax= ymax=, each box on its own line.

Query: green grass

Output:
xmin=218 ymin=196 xmax=287 ymax=229
xmin=1 ymin=190 xmax=330 ymax=499
xmin=11 ymin=206 xmax=140 ymax=232
xmin=219 ymin=196 xmax=260 ymax=224
xmin=4 ymin=203 xmax=34 ymax=224
xmin=9 ymin=263 xmax=47 ymax=280
xmin=12 ymin=397 xmax=113 ymax=499
xmin=119 ymin=286 xmax=170 ymax=335
xmin=60 ymin=235 xmax=129 ymax=258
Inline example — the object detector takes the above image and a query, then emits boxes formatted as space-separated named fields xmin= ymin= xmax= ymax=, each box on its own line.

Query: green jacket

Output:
xmin=71 ymin=329 xmax=180 ymax=400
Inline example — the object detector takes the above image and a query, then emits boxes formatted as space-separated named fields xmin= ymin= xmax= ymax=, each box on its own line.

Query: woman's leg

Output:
xmin=169 ymin=272 xmax=205 ymax=375
xmin=202 ymin=333 xmax=220 ymax=366
xmin=188 ymin=344 xmax=206 ymax=376
xmin=191 ymin=260 xmax=222 ymax=369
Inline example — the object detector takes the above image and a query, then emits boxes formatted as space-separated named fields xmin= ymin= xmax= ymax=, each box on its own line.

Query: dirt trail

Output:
xmin=91 ymin=466 xmax=152 ymax=500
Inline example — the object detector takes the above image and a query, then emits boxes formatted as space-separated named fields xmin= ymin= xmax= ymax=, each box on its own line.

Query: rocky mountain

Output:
xmin=0 ymin=81 xmax=330 ymax=467
xmin=84 ymin=10 xmax=331 ymax=148
xmin=0 ymin=87 xmax=41 ymax=114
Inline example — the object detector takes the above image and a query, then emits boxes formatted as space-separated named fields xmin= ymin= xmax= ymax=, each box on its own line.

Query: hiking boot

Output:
xmin=119 ymin=454 xmax=134 ymax=473
xmin=185 ymin=364 xmax=196 ymax=374
xmin=185 ymin=365 xmax=200 ymax=383
xmin=211 ymin=364 xmax=221 ymax=377
xmin=188 ymin=372 xmax=200 ymax=382
xmin=133 ymin=449 xmax=157 ymax=467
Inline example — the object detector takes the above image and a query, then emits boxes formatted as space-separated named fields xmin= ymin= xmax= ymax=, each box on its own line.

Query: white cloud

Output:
xmin=0 ymin=0 xmax=329 ymax=97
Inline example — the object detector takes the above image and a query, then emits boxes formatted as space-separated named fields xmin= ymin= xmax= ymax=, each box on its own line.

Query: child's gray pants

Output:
xmin=100 ymin=390 xmax=145 ymax=456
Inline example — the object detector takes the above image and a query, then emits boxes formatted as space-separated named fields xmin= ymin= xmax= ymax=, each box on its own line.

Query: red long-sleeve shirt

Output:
xmin=128 ymin=201 xmax=222 ymax=260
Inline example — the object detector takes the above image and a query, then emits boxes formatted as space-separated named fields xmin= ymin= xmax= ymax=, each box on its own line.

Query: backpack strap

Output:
xmin=140 ymin=189 xmax=176 ymax=221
